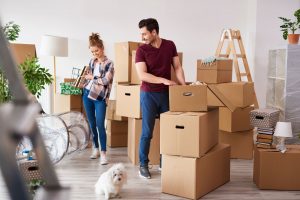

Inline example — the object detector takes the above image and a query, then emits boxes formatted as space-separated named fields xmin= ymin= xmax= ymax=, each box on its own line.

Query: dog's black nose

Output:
xmin=118 ymin=178 xmax=121 ymax=181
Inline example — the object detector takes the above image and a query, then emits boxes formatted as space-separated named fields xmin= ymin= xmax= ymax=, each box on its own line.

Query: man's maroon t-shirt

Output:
xmin=135 ymin=39 xmax=178 ymax=92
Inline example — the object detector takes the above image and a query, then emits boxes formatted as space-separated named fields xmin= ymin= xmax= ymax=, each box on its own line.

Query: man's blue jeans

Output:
xmin=139 ymin=90 xmax=169 ymax=167
xmin=82 ymin=89 xmax=107 ymax=151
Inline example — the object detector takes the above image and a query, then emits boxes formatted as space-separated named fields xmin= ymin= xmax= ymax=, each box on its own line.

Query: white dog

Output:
xmin=95 ymin=163 xmax=127 ymax=199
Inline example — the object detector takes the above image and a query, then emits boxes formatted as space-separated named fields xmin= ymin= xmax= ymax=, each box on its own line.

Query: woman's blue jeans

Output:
xmin=82 ymin=89 xmax=107 ymax=151
xmin=139 ymin=91 xmax=169 ymax=167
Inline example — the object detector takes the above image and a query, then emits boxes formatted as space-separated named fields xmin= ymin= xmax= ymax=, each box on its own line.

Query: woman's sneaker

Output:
xmin=89 ymin=148 xmax=100 ymax=159
xmin=100 ymin=154 xmax=108 ymax=165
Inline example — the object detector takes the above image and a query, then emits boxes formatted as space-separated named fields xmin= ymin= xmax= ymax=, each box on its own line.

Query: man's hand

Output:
xmin=162 ymin=79 xmax=177 ymax=86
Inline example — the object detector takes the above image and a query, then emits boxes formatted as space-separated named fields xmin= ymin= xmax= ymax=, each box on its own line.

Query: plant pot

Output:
xmin=288 ymin=34 xmax=300 ymax=44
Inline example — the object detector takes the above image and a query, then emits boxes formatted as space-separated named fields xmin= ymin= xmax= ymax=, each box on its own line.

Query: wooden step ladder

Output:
xmin=215 ymin=28 xmax=259 ymax=108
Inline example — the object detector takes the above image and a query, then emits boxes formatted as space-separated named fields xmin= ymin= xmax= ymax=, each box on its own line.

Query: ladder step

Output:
xmin=224 ymin=35 xmax=241 ymax=39
xmin=240 ymin=73 xmax=248 ymax=76
xmin=218 ymin=54 xmax=229 ymax=58
xmin=234 ymin=54 xmax=245 ymax=58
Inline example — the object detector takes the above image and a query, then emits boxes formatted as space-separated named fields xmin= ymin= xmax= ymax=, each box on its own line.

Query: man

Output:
xmin=135 ymin=18 xmax=186 ymax=179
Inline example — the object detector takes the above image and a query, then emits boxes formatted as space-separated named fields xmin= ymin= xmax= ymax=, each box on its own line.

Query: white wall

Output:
xmin=254 ymin=0 xmax=300 ymax=108
xmin=0 ymin=0 xmax=299 ymax=112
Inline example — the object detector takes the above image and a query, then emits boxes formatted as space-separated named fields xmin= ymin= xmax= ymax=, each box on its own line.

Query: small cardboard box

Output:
xmin=219 ymin=106 xmax=254 ymax=132
xmin=254 ymin=145 xmax=300 ymax=190
xmin=114 ymin=42 xmax=141 ymax=82
xmin=162 ymin=144 xmax=230 ymax=200
xmin=160 ymin=109 xmax=218 ymax=158
xmin=219 ymin=129 xmax=254 ymax=160
xmin=208 ymin=82 xmax=255 ymax=111
xmin=127 ymin=118 xmax=160 ymax=165
xmin=10 ymin=43 xmax=36 ymax=65
xmin=116 ymin=84 xmax=141 ymax=118
xmin=197 ymin=59 xmax=233 ymax=83
xmin=18 ymin=160 xmax=43 ymax=182
xmin=169 ymin=85 xmax=207 ymax=112
xmin=131 ymin=51 xmax=183 ymax=85
xmin=106 ymin=100 xmax=127 ymax=121
xmin=106 ymin=120 xmax=128 ymax=147
xmin=250 ymin=108 xmax=280 ymax=128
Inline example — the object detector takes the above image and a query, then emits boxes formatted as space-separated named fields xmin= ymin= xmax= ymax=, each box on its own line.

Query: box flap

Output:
xmin=208 ymin=84 xmax=237 ymax=111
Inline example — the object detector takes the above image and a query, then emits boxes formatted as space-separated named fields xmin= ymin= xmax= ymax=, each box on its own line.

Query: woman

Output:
xmin=83 ymin=33 xmax=114 ymax=165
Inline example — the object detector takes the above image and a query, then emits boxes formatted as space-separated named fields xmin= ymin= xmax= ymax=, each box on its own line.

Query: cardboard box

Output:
xmin=116 ymin=84 xmax=141 ymax=118
xmin=115 ymin=42 xmax=141 ymax=82
xmin=131 ymin=51 xmax=183 ymax=85
xmin=197 ymin=59 xmax=233 ymax=83
xmin=127 ymin=118 xmax=160 ymax=165
xmin=106 ymin=100 xmax=127 ymax=121
xmin=160 ymin=109 xmax=218 ymax=158
xmin=208 ymin=82 xmax=255 ymax=111
xmin=162 ymin=144 xmax=230 ymax=200
xmin=219 ymin=130 xmax=254 ymax=159
xmin=250 ymin=108 xmax=280 ymax=128
xmin=106 ymin=120 xmax=128 ymax=147
xmin=254 ymin=145 xmax=300 ymax=190
xmin=10 ymin=43 xmax=36 ymax=65
xmin=54 ymin=94 xmax=82 ymax=113
xmin=219 ymin=106 xmax=254 ymax=132
xmin=169 ymin=85 xmax=207 ymax=112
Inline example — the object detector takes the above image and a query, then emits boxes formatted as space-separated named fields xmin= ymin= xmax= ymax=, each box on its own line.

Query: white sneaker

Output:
xmin=100 ymin=154 xmax=108 ymax=165
xmin=90 ymin=148 xmax=100 ymax=159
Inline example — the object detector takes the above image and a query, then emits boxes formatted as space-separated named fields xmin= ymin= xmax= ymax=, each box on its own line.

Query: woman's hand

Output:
xmin=84 ymin=74 xmax=93 ymax=80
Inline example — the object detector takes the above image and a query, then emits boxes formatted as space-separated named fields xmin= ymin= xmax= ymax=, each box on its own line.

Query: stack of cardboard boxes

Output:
xmin=114 ymin=42 xmax=160 ymax=165
xmin=105 ymin=100 xmax=128 ymax=147
xmin=197 ymin=59 xmax=256 ymax=160
xmin=160 ymin=84 xmax=230 ymax=199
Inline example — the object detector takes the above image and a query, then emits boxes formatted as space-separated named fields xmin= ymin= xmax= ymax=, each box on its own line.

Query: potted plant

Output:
xmin=2 ymin=21 xmax=20 ymax=41
xmin=19 ymin=57 xmax=53 ymax=98
xmin=0 ymin=21 xmax=20 ymax=103
xmin=279 ymin=9 xmax=300 ymax=44
xmin=0 ymin=21 xmax=53 ymax=102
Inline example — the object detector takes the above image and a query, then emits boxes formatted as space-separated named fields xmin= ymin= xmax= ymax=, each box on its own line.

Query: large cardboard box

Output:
xmin=219 ymin=106 xmax=254 ymax=132
xmin=106 ymin=100 xmax=127 ymax=121
xmin=169 ymin=85 xmax=207 ymax=112
xmin=162 ymin=144 xmax=230 ymax=200
xmin=160 ymin=109 xmax=218 ymax=158
xmin=116 ymin=84 xmax=141 ymax=118
xmin=54 ymin=94 xmax=82 ymax=113
xmin=197 ymin=59 xmax=233 ymax=83
xmin=131 ymin=51 xmax=183 ymax=85
xmin=127 ymin=118 xmax=160 ymax=165
xmin=219 ymin=130 xmax=254 ymax=159
xmin=106 ymin=120 xmax=128 ymax=147
xmin=115 ymin=42 xmax=141 ymax=82
xmin=10 ymin=43 xmax=36 ymax=65
xmin=208 ymin=82 xmax=255 ymax=111
xmin=253 ymin=145 xmax=300 ymax=190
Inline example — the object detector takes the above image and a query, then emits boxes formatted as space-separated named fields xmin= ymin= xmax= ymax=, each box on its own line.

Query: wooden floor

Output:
xmin=1 ymin=147 xmax=300 ymax=200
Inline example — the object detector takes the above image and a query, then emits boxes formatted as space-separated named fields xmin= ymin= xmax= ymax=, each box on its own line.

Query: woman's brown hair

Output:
xmin=89 ymin=33 xmax=104 ymax=49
